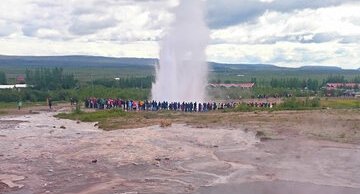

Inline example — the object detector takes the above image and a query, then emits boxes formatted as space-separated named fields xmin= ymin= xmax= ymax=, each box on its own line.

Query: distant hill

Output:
xmin=0 ymin=55 xmax=158 ymax=67
xmin=0 ymin=55 xmax=354 ymax=72
xmin=209 ymin=62 xmax=352 ymax=73
xmin=209 ymin=62 xmax=287 ymax=71
xmin=299 ymin=66 xmax=342 ymax=71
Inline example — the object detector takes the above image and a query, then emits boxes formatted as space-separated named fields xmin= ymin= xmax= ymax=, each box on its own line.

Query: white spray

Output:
xmin=151 ymin=0 xmax=210 ymax=102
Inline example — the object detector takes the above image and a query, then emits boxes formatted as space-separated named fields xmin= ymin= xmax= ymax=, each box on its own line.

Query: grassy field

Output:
xmin=56 ymin=108 xmax=360 ymax=144
xmin=321 ymin=98 xmax=360 ymax=109
xmin=0 ymin=101 xmax=45 ymax=115
xmin=209 ymin=69 xmax=360 ymax=85
xmin=0 ymin=101 xmax=55 ymax=115
xmin=2 ymin=64 xmax=359 ymax=85
xmin=0 ymin=65 xmax=155 ymax=84
xmin=0 ymin=101 xmax=47 ymax=109
xmin=55 ymin=98 xmax=360 ymax=131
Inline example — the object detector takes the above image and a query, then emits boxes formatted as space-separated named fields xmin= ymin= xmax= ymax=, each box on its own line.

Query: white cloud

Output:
xmin=207 ymin=3 xmax=360 ymax=69
xmin=0 ymin=0 xmax=359 ymax=69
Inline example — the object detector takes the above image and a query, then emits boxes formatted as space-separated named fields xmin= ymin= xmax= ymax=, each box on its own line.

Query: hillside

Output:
xmin=0 ymin=55 xmax=158 ymax=67
xmin=0 ymin=55 xmax=355 ymax=73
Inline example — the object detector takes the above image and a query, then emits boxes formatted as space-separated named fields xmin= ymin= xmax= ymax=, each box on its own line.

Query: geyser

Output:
xmin=151 ymin=0 xmax=210 ymax=102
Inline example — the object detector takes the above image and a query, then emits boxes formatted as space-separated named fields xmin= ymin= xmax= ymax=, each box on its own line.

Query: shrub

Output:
xmin=234 ymin=103 xmax=254 ymax=112
xmin=278 ymin=97 xmax=320 ymax=110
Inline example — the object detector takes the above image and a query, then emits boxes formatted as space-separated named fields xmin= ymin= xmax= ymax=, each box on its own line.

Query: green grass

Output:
xmin=0 ymin=102 xmax=17 ymax=109
xmin=0 ymin=102 xmax=44 ymax=109
xmin=321 ymin=98 xmax=360 ymax=109
xmin=233 ymin=98 xmax=360 ymax=112
xmin=2 ymin=64 xmax=359 ymax=85
xmin=56 ymin=109 xmax=203 ymax=130
xmin=0 ymin=65 xmax=155 ymax=84
xmin=56 ymin=109 xmax=128 ymax=122
xmin=209 ymin=69 xmax=360 ymax=86
xmin=0 ymin=101 xmax=51 ymax=111
xmin=232 ymin=97 xmax=322 ymax=112
xmin=233 ymin=103 xmax=267 ymax=112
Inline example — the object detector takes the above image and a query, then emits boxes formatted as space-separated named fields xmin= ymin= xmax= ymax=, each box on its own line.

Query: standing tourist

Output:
xmin=17 ymin=100 xmax=22 ymax=110
xmin=47 ymin=97 xmax=52 ymax=110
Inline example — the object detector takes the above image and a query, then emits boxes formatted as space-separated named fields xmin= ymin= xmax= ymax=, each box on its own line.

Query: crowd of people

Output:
xmin=84 ymin=97 xmax=238 ymax=112
xmin=253 ymin=93 xmax=292 ymax=99
xmin=245 ymin=101 xmax=276 ymax=108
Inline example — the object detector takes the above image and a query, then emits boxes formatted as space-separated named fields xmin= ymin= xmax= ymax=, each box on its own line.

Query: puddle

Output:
xmin=197 ymin=180 xmax=360 ymax=194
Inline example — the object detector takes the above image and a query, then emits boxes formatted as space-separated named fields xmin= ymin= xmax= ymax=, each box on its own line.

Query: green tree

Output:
xmin=25 ymin=67 xmax=77 ymax=90
xmin=250 ymin=77 xmax=257 ymax=84
xmin=307 ymin=79 xmax=319 ymax=91
xmin=0 ymin=71 xmax=7 ymax=84
xmin=353 ymin=76 xmax=360 ymax=83
xmin=326 ymin=75 xmax=346 ymax=83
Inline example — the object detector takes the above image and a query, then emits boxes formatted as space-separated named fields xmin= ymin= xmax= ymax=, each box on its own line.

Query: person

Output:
xmin=47 ymin=97 xmax=52 ymax=109
xmin=17 ymin=100 xmax=22 ymax=110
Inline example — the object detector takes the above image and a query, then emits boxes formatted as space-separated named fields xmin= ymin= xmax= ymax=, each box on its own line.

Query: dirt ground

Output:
xmin=0 ymin=107 xmax=359 ymax=194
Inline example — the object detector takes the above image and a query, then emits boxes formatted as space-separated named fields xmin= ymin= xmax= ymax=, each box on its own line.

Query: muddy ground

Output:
xmin=0 ymin=108 xmax=359 ymax=194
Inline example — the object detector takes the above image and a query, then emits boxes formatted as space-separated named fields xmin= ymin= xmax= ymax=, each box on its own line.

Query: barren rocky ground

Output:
xmin=0 ymin=107 xmax=359 ymax=194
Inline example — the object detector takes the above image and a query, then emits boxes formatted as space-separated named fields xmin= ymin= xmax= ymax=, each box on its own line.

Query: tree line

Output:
xmin=270 ymin=78 xmax=319 ymax=90
xmin=92 ymin=76 xmax=154 ymax=89
xmin=0 ymin=71 xmax=6 ymax=84
xmin=25 ymin=67 xmax=77 ymax=90
xmin=268 ymin=75 xmax=360 ymax=90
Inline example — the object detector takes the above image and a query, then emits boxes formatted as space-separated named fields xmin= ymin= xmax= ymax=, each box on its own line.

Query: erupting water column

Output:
xmin=151 ymin=0 xmax=210 ymax=102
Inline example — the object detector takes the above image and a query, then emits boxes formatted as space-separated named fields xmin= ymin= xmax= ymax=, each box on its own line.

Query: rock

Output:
xmin=160 ymin=120 xmax=172 ymax=128
xmin=255 ymin=131 xmax=266 ymax=138
xmin=60 ymin=126 xmax=66 ymax=129
xmin=0 ymin=174 xmax=25 ymax=189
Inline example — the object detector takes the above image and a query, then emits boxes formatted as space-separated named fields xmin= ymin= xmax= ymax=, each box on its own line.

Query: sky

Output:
xmin=0 ymin=0 xmax=359 ymax=69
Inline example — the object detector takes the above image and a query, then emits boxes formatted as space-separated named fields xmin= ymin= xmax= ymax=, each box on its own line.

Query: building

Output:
xmin=325 ymin=83 xmax=360 ymax=97
xmin=326 ymin=83 xmax=358 ymax=90
xmin=16 ymin=76 xmax=26 ymax=84
xmin=0 ymin=84 xmax=29 ymax=90
xmin=209 ymin=83 xmax=255 ymax=89
xmin=355 ymin=92 xmax=360 ymax=98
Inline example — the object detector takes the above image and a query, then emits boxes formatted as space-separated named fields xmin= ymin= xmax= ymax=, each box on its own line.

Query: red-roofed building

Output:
xmin=16 ymin=76 xmax=26 ymax=84
xmin=326 ymin=83 xmax=358 ymax=90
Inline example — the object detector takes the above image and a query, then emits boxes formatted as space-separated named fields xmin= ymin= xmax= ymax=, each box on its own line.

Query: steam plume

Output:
xmin=151 ymin=0 xmax=210 ymax=102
